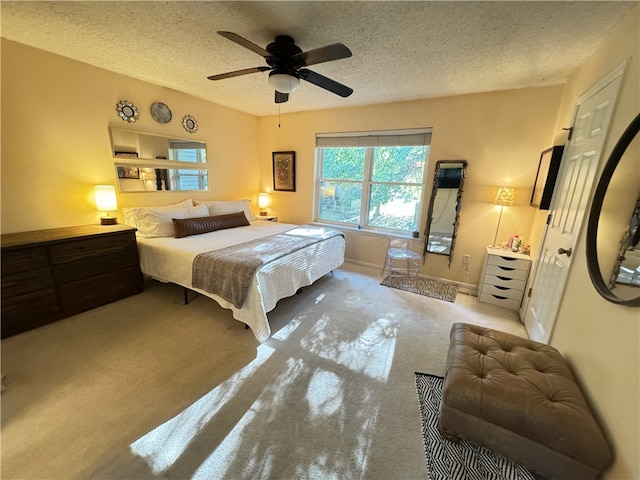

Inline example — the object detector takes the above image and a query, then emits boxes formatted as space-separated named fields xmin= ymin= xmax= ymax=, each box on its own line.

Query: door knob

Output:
xmin=558 ymin=247 xmax=572 ymax=257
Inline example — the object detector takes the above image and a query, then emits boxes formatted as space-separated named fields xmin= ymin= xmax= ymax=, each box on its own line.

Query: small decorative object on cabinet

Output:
xmin=1 ymin=224 xmax=143 ymax=338
xmin=478 ymin=246 xmax=531 ymax=311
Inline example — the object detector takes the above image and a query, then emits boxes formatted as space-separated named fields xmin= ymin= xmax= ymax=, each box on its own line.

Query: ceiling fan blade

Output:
xmin=207 ymin=66 xmax=272 ymax=81
xmin=293 ymin=43 xmax=352 ymax=67
xmin=275 ymin=91 xmax=289 ymax=104
xmin=298 ymin=69 xmax=353 ymax=97
xmin=217 ymin=31 xmax=271 ymax=57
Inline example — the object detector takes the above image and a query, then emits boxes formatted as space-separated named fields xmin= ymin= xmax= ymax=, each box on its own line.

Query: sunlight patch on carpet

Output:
xmin=130 ymin=300 xmax=400 ymax=479
xmin=130 ymin=344 xmax=275 ymax=474
xmin=381 ymin=276 xmax=458 ymax=303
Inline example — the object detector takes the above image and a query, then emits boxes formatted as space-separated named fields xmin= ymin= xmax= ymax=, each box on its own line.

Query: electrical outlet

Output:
xmin=463 ymin=254 xmax=471 ymax=264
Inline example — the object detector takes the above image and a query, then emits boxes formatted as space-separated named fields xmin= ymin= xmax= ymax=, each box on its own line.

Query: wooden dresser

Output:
xmin=1 ymin=224 xmax=143 ymax=338
xmin=478 ymin=246 xmax=532 ymax=311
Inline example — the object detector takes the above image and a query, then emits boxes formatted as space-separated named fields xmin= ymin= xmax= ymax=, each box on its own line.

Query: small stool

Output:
xmin=438 ymin=323 xmax=612 ymax=480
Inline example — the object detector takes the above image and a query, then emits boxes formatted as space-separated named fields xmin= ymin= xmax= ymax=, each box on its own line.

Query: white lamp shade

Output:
xmin=258 ymin=193 xmax=270 ymax=209
xmin=94 ymin=185 xmax=118 ymax=212
xmin=268 ymin=73 xmax=300 ymax=94
xmin=494 ymin=186 xmax=515 ymax=206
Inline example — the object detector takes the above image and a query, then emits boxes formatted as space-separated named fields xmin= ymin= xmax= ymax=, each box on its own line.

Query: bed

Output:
xmin=124 ymin=199 xmax=345 ymax=342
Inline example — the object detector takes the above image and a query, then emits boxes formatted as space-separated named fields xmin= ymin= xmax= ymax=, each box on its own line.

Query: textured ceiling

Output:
xmin=1 ymin=1 xmax=636 ymax=117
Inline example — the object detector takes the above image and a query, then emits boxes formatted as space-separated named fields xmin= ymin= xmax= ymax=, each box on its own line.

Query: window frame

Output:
xmin=314 ymin=130 xmax=431 ymax=235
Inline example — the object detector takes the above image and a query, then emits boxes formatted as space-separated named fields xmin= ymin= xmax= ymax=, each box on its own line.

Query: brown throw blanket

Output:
xmin=192 ymin=225 xmax=344 ymax=308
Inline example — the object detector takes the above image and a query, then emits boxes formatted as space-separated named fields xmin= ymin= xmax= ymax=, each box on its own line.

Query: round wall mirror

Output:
xmin=586 ymin=112 xmax=640 ymax=306
xmin=182 ymin=114 xmax=198 ymax=133
xmin=116 ymin=100 xmax=139 ymax=123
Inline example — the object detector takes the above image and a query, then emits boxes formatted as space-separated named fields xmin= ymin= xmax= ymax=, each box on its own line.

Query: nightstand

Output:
xmin=257 ymin=215 xmax=278 ymax=222
xmin=478 ymin=246 xmax=532 ymax=310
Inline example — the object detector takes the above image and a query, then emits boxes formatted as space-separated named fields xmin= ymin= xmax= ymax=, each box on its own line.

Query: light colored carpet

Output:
xmin=1 ymin=263 xmax=528 ymax=480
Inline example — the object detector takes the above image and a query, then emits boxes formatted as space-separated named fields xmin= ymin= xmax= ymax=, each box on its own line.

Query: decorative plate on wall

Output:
xmin=182 ymin=114 xmax=198 ymax=133
xmin=151 ymin=101 xmax=172 ymax=124
xmin=116 ymin=100 xmax=139 ymax=123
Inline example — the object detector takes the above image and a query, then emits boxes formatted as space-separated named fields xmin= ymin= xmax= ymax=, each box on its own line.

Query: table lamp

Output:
xmin=258 ymin=192 xmax=270 ymax=216
xmin=94 ymin=185 xmax=118 ymax=225
xmin=493 ymin=186 xmax=514 ymax=246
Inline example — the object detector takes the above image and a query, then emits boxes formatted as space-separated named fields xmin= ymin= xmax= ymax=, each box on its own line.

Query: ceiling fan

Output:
xmin=207 ymin=31 xmax=353 ymax=104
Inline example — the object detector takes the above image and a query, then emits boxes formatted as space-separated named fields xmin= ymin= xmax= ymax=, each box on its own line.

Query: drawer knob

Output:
xmin=558 ymin=247 xmax=573 ymax=257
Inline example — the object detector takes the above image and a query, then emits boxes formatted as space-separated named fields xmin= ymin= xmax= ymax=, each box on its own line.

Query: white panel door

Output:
xmin=524 ymin=66 xmax=624 ymax=343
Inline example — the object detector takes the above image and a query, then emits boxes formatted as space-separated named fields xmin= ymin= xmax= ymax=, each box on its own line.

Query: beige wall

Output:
xmin=547 ymin=5 xmax=639 ymax=479
xmin=1 ymin=39 xmax=260 ymax=234
xmin=257 ymin=87 xmax=563 ymax=285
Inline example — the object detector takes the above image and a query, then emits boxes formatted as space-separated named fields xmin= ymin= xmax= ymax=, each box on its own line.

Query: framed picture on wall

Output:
xmin=273 ymin=151 xmax=296 ymax=192
xmin=530 ymin=145 xmax=564 ymax=210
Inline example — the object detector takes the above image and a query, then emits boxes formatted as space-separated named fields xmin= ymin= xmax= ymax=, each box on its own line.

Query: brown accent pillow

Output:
xmin=172 ymin=211 xmax=249 ymax=238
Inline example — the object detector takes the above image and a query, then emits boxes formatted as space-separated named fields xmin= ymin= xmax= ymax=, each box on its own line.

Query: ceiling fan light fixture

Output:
xmin=268 ymin=72 xmax=300 ymax=94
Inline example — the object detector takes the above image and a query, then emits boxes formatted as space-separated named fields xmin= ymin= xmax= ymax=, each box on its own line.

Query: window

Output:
xmin=171 ymin=169 xmax=208 ymax=191
xmin=168 ymin=140 xmax=208 ymax=190
xmin=315 ymin=130 xmax=431 ymax=234
xmin=169 ymin=140 xmax=207 ymax=163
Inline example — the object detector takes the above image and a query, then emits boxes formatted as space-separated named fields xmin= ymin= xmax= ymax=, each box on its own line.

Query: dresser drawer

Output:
xmin=1 ymin=247 xmax=49 ymax=274
xmin=50 ymin=231 xmax=136 ymax=264
xmin=479 ymin=292 xmax=522 ymax=310
xmin=485 ymin=264 xmax=529 ymax=281
xmin=481 ymin=283 xmax=524 ymax=300
xmin=487 ymin=254 xmax=530 ymax=271
xmin=58 ymin=266 xmax=142 ymax=313
xmin=2 ymin=266 xmax=55 ymax=297
xmin=483 ymin=274 xmax=526 ymax=291
xmin=54 ymin=249 xmax=139 ymax=284
xmin=1 ymin=287 xmax=62 ymax=337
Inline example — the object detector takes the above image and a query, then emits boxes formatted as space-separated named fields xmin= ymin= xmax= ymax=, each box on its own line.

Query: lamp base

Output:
xmin=100 ymin=216 xmax=117 ymax=225
xmin=259 ymin=211 xmax=268 ymax=216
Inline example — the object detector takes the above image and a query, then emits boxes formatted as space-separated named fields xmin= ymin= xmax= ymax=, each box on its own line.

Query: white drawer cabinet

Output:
xmin=478 ymin=247 xmax=532 ymax=311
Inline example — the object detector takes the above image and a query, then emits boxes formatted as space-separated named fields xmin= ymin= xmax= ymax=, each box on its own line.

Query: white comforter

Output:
xmin=136 ymin=221 xmax=345 ymax=342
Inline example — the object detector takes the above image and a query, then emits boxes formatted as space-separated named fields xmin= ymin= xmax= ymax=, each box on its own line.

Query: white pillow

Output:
xmin=122 ymin=199 xmax=194 ymax=229
xmin=136 ymin=204 xmax=208 ymax=238
xmin=194 ymin=199 xmax=257 ymax=221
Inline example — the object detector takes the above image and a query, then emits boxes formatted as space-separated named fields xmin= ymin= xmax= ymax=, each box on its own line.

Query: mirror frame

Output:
xmin=423 ymin=159 xmax=468 ymax=267
xmin=586 ymin=112 xmax=640 ymax=306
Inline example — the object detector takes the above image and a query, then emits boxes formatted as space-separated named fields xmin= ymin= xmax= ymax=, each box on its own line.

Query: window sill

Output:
xmin=310 ymin=221 xmax=422 ymax=243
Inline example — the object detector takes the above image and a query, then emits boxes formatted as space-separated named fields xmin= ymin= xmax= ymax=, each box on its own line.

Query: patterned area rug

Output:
xmin=414 ymin=373 xmax=537 ymax=480
xmin=381 ymin=276 xmax=458 ymax=303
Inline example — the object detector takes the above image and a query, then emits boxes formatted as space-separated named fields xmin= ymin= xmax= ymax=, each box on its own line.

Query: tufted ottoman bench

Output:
xmin=438 ymin=323 xmax=612 ymax=480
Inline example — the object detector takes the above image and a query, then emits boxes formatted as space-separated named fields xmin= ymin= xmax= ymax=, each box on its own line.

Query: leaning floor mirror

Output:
xmin=424 ymin=160 xmax=467 ymax=266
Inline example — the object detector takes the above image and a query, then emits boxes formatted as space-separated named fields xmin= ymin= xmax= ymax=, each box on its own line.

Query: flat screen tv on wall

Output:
xmin=530 ymin=145 xmax=564 ymax=210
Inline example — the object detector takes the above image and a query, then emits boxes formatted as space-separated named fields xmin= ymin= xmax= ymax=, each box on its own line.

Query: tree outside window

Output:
xmin=316 ymin=131 xmax=430 ymax=234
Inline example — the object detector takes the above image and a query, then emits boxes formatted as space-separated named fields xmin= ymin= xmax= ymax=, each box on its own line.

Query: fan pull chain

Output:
xmin=278 ymin=104 xmax=281 ymax=128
